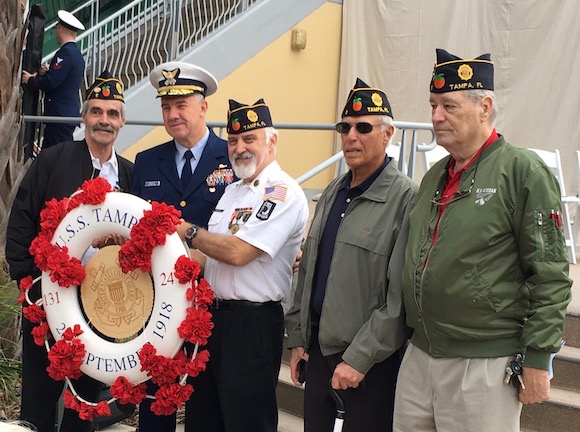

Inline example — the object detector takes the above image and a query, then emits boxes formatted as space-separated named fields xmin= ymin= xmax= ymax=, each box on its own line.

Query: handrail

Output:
xmin=22 ymin=116 xmax=434 ymax=181
xmin=41 ymin=0 xmax=265 ymax=92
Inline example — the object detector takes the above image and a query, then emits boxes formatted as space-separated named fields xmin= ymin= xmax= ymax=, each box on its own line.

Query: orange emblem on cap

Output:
xmin=433 ymin=73 xmax=445 ymax=89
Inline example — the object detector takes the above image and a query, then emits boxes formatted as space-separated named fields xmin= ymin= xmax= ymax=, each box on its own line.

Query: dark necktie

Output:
xmin=181 ymin=150 xmax=193 ymax=188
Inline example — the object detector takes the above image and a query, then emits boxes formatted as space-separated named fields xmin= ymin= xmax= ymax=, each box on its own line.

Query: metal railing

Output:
xmin=42 ymin=0 xmax=263 ymax=92
xmin=22 ymin=115 xmax=436 ymax=181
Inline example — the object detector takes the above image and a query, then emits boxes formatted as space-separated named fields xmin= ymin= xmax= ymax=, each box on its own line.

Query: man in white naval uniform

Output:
xmin=178 ymin=98 xmax=308 ymax=432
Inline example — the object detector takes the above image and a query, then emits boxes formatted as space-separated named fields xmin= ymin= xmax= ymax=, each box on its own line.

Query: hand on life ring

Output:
xmin=41 ymin=191 xmax=190 ymax=385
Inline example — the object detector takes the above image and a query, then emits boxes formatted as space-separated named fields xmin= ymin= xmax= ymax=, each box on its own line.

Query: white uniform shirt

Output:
xmin=204 ymin=161 xmax=308 ymax=303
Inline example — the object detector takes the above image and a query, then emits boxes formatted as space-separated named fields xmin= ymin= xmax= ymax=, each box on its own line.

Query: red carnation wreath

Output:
xmin=19 ymin=178 xmax=214 ymax=420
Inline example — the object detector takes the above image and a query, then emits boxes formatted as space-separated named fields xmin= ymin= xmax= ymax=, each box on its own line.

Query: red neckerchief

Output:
xmin=427 ymin=129 xmax=499 ymax=261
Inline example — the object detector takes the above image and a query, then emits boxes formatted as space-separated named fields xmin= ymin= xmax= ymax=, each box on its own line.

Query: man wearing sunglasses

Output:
xmin=285 ymin=78 xmax=418 ymax=432
xmin=394 ymin=49 xmax=572 ymax=431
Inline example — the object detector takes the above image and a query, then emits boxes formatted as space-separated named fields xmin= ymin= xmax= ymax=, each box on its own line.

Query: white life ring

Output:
xmin=41 ymin=192 xmax=190 ymax=385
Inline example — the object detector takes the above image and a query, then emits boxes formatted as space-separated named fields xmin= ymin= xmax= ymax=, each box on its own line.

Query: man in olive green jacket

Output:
xmin=393 ymin=49 xmax=572 ymax=432
xmin=285 ymin=78 xmax=417 ymax=432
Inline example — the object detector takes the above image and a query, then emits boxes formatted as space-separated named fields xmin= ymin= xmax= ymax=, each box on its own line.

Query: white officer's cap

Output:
xmin=150 ymin=62 xmax=218 ymax=98
xmin=57 ymin=10 xmax=85 ymax=32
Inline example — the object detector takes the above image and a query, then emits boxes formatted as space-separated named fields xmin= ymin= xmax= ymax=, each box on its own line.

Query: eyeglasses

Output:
xmin=431 ymin=153 xmax=481 ymax=206
xmin=335 ymin=122 xmax=383 ymax=134
xmin=431 ymin=182 xmax=474 ymax=206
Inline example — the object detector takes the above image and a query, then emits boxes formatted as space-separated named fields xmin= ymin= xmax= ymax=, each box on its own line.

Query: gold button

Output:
xmin=209 ymin=187 xmax=216 ymax=193
xmin=253 ymin=180 xmax=260 ymax=187
xmin=180 ymin=200 xmax=186 ymax=207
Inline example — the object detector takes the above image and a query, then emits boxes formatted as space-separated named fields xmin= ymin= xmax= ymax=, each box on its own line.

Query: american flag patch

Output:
xmin=263 ymin=185 xmax=287 ymax=202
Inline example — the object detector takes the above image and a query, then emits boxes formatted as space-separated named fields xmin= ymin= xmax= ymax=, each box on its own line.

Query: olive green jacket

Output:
xmin=403 ymin=137 xmax=572 ymax=370
xmin=285 ymin=161 xmax=417 ymax=374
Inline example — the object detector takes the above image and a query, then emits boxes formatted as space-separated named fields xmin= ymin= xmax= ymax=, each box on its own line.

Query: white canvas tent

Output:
xmin=338 ymin=0 xmax=580 ymax=192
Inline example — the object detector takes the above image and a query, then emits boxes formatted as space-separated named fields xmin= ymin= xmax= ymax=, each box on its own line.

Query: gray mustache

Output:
xmin=93 ymin=124 xmax=115 ymax=132
xmin=234 ymin=151 xmax=253 ymax=161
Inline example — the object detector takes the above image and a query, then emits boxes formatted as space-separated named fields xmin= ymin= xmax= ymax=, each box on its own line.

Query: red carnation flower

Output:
xmin=30 ymin=234 xmax=54 ymax=271
xmin=23 ymin=303 xmax=46 ymax=324
xmin=69 ymin=177 xmax=112 ymax=210
xmin=193 ymin=278 xmax=214 ymax=307
xmin=151 ymin=383 xmax=193 ymax=416
xmin=185 ymin=349 xmax=210 ymax=378
xmin=174 ymin=256 xmax=200 ymax=284
xmin=178 ymin=307 xmax=214 ymax=346
xmin=47 ymin=334 xmax=85 ymax=381
xmin=31 ymin=322 xmax=51 ymax=346
xmin=39 ymin=198 xmax=68 ymax=238
xmin=110 ymin=376 xmax=148 ymax=405
xmin=19 ymin=276 xmax=34 ymax=292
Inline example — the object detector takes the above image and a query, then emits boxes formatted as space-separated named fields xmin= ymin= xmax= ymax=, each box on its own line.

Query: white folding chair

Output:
xmin=388 ymin=141 xmax=406 ymax=173
xmin=421 ymin=145 xmax=450 ymax=172
xmin=527 ymin=148 xmax=579 ymax=264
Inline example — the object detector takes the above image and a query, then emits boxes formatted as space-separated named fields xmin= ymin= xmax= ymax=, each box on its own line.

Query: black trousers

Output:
xmin=42 ymin=123 xmax=75 ymax=149
xmin=137 ymin=379 xmax=177 ymax=432
xmin=184 ymin=302 xmax=284 ymax=432
xmin=304 ymin=332 xmax=405 ymax=432
xmin=20 ymin=313 xmax=103 ymax=432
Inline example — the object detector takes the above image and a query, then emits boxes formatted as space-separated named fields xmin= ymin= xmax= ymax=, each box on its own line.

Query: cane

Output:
xmin=329 ymin=380 xmax=345 ymax=432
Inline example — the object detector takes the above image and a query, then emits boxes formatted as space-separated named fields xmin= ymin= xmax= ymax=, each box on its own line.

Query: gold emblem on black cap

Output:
xmin=371 ymin=93 xmax=383 ymax=107
xmin=457 ymin=64 xmax=474 ymax=81
xmin=247 ymin=110 xmax=258 ymax=122
xmin=162 ymin=69 xmax=179 ymax=86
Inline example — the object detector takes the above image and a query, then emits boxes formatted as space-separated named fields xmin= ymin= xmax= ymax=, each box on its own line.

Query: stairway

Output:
xmin=521 ymin=310 xmax=580 ymax=431
xmin=278 ymin=264 xmax=580 ymax=432
xmin=277 ymin=341 xmax=304 ymax=431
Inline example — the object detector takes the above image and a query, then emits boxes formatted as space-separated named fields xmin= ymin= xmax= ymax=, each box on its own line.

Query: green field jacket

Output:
xmin=403 ymin=136 xmax=572 ymax=370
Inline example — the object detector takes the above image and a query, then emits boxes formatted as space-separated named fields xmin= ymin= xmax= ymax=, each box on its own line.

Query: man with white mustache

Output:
xmin=178 ymin=98 xmax=309 ymax=432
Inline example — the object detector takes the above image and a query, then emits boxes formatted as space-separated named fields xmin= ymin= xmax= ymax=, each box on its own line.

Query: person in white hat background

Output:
xmin=132 ymin=61 xmax=234 ymax=432
xmin=22 ymin=10 xmax=86 ymax=150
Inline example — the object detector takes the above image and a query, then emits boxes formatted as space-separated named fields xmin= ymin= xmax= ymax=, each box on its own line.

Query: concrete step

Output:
xmin=277 ymin=362 xmax=304 ymax=418
xmin=101 ymin=409 xmax=303 ymax=432
xmin=521 ymin=387 xmax=580 ymax=432
xmin=563 ymin=311 xmax=580 ymax=349
xmin=277 ymin=360 xmax=580 ymax=432
xmin=552 ymin=345 xmax=580 ymax=392
xmin=278 ymin=409 xmax=304 ymax=432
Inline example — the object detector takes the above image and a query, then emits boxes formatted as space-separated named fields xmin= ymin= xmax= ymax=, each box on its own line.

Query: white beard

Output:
xmin=231 ymin=152 xmax=257 ymax=180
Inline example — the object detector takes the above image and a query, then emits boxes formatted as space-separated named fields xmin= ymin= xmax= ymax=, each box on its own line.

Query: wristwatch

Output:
xmin=184 ymin=224 xmax=199 ymax=248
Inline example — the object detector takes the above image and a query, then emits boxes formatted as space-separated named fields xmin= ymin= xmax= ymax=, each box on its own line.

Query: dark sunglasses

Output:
xmin=335 ymin=122 xmax=383 ymax=134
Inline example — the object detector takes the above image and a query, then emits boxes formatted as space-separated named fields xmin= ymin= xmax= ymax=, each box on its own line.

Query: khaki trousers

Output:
xmin=393 ymin=343 xmax=522 ymax=432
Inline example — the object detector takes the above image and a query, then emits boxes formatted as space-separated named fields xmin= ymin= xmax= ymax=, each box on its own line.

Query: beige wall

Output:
xmin=122 ymin=1 xmax=343 ymax=190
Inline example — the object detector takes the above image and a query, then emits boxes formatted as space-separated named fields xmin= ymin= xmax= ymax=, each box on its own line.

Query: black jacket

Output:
xmin=6 ymin=140 xmax=133 ymax=282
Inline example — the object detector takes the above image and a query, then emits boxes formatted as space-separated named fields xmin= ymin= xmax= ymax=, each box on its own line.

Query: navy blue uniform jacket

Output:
xmin=27 ymin=41 xmax=85 ymax=124
xmin=132 ymin=129 xmax=233 ymax=227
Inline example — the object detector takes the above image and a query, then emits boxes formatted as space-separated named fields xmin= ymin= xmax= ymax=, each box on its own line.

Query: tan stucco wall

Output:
xmin=122 ymin=1 xmax=342 ymax=190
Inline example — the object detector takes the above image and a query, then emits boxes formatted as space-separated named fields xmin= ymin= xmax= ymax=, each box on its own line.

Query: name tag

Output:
xmin=144 ymin=181 xmax=161 ymax=187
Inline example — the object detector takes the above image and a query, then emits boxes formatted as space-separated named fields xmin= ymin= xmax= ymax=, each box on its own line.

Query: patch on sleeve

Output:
xmin=263 ymin=185 xmax=287 ymax=202
xmin=256 ymin=200 xmax=276 ymax=220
